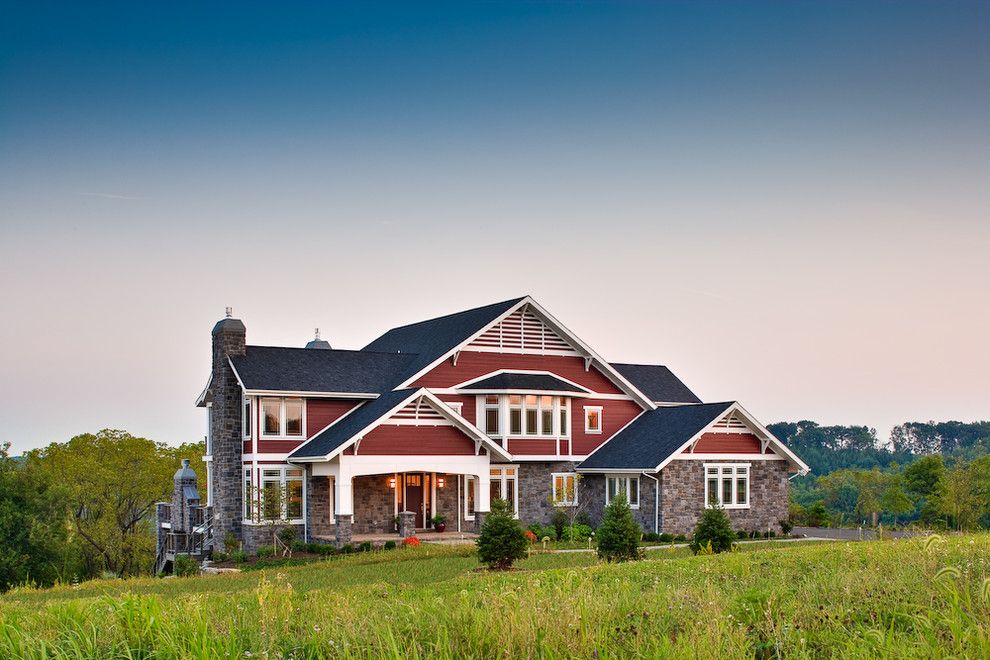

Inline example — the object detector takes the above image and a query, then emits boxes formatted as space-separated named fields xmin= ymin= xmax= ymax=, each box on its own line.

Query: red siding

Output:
xmin=412 ymin=351 xmax=626 ymax=394
xmin=690 ymin=432 xmax=763 ymax=454
xmin=258 ymin=439 xmax=305 ymax=453
xmin=307 ymin=399 xmax=359 ymax=437
xmin=571 ymin=398 xmax=643 ymax=456
xmin=357 ymin=425 xmax=477 ymax=455
xmin=507 ymin=438 xmax=557 ymax=455
xmin=437 ymin=394 xmax=476 ymax=426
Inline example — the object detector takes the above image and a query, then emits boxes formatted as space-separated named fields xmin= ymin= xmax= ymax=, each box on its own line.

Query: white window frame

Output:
xmin=478 ymin=395 xmax=571 ymax=439
xmin=259 ymin=397 xmax=306 ymax=439
xmin=489 ymin=465 xmax=520 ymax=518
xmin=242 ymin=397 xmax=252 ymax=440
xmin=551 ymin=472 xmax=578 ymax=506
xmin=463 ymin=475 xmax=476 ymax=521
xmin=444 ymin=401 xmax=464 ymax=415
xmin=704 ymin=463 xmax=750 ymax=510
xmin=243 ymin=467 xmax=253 ymax=519
xmin=584 ymin=406 xmax=603 ymax=434
xmin=257 ymin=466 xmax=306 ymax=523
xmin=605 ymin=474 xmax=640 ymax=509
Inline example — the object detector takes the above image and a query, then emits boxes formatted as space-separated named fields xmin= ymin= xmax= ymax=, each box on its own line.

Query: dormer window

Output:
xmin=479 ymin=395 xmax=570 ymax=437
xmin=260 ymin=397 xmax=305 ymax=438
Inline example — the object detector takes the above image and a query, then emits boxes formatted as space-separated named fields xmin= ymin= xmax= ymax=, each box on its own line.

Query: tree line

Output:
xmin=771 ymin=420 xmax=990 ymax=530
xmin=0 ymin=431 xmax=204 ymax=592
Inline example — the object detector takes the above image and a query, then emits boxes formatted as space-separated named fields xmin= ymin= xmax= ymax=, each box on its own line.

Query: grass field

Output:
xmin=1 ymin=536 xmax=988 ymax=658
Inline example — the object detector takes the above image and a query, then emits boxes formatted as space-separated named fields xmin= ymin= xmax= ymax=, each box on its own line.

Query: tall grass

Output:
xmin=1 ymin=536 xmax=988 ymax=658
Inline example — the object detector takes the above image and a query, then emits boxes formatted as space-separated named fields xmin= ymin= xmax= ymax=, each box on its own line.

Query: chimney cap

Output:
xmin=174 ymin=459 xmax=197 ymax=480
xmin=305 ymin=327 xmax=332 ymax=350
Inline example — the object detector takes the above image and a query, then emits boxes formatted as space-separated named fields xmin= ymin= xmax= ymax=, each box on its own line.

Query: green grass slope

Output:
xmin=1 ymin=537 xmax=988 ymax=658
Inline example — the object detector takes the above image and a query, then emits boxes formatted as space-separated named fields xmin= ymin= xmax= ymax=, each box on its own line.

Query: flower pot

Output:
xmin=435 ymin=522 xmax=446 ymax=533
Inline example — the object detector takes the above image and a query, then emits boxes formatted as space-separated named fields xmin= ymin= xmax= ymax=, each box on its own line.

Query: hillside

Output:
xmin=1 ymin=537 xmax=988 ymax=657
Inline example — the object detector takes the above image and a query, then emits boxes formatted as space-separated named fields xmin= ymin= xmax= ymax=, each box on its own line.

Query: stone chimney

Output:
xmin=171 ymin=459 xmax=201 ymax=532
xmin=210 ymin=309 xmax=246 ymax=551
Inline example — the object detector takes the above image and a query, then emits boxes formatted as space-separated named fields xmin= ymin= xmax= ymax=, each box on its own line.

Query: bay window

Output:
xmin=552 ymin=473 xmax=578 ymax=506
xmin=479 ymin=395 xmax=571 ymax=437
xmin=605 ymin=475 xmax=639 ymax=508
xmin=705 ymin=464 xmax=749 ymax=509
xmin=260 ymin=397 xmax=305 ymax=438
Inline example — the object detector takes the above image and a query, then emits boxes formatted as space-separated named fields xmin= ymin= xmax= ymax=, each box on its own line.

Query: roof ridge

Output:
xmin=244 ymin=344 xmax=420 ymax=357
xmin=374 ymin=296 xmax=526 ymax=334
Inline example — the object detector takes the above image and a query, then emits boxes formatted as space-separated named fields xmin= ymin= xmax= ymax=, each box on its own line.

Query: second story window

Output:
xmin=261 ymin=397 xmax=305 ymax=438
xmin=243 ymin=398 xmax=252 ymax=439
xmin=584 ymin=406 xmax=603 ymax=434
xmin=484 ymin=396 xmax=499 ymax=436
xmin=481 ymin=395 xmax=571 ymax=437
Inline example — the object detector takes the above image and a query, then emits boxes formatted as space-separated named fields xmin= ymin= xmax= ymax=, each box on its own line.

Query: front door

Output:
xmin=404 ymin=474 xmax=424 ymax=528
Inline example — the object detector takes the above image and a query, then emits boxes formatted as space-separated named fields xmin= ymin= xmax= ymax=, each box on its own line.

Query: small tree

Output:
xmin=596 ymin=493 xmax=642 ymax=562
xmin=476 ymin=498 xmax=528 ymax=570
xmin=690 ymin=506 xmax=735 ymax=554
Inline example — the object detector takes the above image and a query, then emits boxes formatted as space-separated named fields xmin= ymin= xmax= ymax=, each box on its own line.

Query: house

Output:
xmin=196 ymin=296 xmax=809 ymax=551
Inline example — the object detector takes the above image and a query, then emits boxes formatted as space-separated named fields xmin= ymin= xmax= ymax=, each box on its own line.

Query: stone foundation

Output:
xmin=659 ymin=460 xmax=790 ymax=535
xmin=335 ymin=515 xmax=352 ymax=547
xmin=307 ymin=473 xmax=334 ymax=538
xmin=398 ymin=511 xmax=416 ymax=538
xmin=352 ymin=475 xmax=394 ymax=534
xmin=241 ymin=522 xmax=304 ymax=554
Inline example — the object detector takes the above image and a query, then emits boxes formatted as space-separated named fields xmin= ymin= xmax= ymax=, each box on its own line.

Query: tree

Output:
xmin=854 ymin=468 xmax=886 ymax=527
xmin=935 ymin=463 xmax=981 ymax=531
xmin=904 ymin=455 xmax=946 ymax=525
xmin=690 ymin=505 xmax=736 ymax=554
xmin=476 ymin=498 xmax=527 ymax=570
xmin=880 ymin=477 xmax=913 ymax=527
xmin=596 ymin=493 xmax=641 ymax=562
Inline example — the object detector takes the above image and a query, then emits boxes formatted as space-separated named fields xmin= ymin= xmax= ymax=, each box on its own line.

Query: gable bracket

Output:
xmin=760 ymin=438 xmax=770 ymax=454
xmin=354 ymin=436 xmax=363 ymax=455
xmin=452 ymin=350 xmax=460 ymax=366
xmin=584 ymin=356 xmax=593 ymax=372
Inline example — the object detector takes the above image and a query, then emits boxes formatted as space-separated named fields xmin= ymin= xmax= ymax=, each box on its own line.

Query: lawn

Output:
xmin=1 ymin=536 xmax=988 ymax=658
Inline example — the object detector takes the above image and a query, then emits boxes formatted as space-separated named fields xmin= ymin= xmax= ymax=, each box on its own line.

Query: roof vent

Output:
xmin=305 ymin=327 xmax=332 ymax=350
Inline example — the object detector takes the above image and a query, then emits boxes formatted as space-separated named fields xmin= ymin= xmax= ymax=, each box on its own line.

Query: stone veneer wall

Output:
xmin=434 ymin=473 xmax=459 ymax=528
xmin=515 ymin=461 xmax=580 ymax=525
xmin=574 ymin=473 xmax=657 ymax=533
xmin=307 ymin=473 xmax=333 ymax=538
xmin=209 ymin=318 xmax=246 ymax=552
xmin=241 ymin=523 xmax=305 ymax=554
xmin=659 ymin=460 xmax=790 ymax=535
xmin=352 ymin=475 xmax=394 ymax=534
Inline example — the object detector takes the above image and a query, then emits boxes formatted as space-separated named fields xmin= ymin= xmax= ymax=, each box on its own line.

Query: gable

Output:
xmin=384 ymin=399 xmax=450 ymax=425
xmin=466 ymin=308 xmax=579 ymax=356
xmin=412 ymin=352 xmax=627 ymax=394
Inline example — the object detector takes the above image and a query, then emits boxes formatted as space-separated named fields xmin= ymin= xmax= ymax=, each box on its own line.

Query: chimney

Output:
xmin=305 ymin=327 xmax=331 ymax=350
xmin=210 ymin=308 xmax=246 ymax=551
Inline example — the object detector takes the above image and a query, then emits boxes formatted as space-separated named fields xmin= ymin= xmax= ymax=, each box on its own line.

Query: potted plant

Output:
xmin=431 ymin=514 xmax=447 ymax=533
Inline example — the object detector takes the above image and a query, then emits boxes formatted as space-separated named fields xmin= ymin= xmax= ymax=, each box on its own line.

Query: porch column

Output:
xmin=334 ymin=476 xmax=354 ymax=517
xmin=476 ymin=473 xmax=491 ymax=532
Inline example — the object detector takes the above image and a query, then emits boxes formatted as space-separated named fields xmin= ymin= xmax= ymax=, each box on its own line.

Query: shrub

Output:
xmin=551 ymin=509 xmax=568 ymax=542
xmin=690 ymin=506 xmax=735 ymax=555
xmin=529 ymin=524 xmax=556 ymax=541
xmin=596 ymin=493 xmax=642 ymax=562
xmin=211 ymin=550 xmax=229 ymax=562
xmin=173 ymin=554 xmax=199 ymax=577
xmin=402 ymin=536 xmax=420 ymax=547
xmin=562 ymin=524 xmax=593 ymax=542
xmin=477 ymin=498 xmax=528 ymax=570
xmin=383 ymin=540 xmax=397 ymax=550
xmin=524 ymin=530 xmax=538 ymax=543
xmin=291 ymin=540 xmax=307 ymax=552
xmin=659 ymin=533 xmax=674 ymax=543
xmin=642 ymin=532 xmax=660 ymax=543
xmin=340 ymin=544 xmax=354 ymax=554
xmin=278 ymin=526 xmax=297 ymax=546
xmin=673 ymin=534 xmax=687 ymax=543
xmin=223 ymin=531 xmax=239 ymax=553
xmin=256 ymin=545 xmax=275 ymax=559
xmin=231 ymin=549 xmax=247 ymax=563
xmin=575 ymin=511 xmax=592 ymax=528
xmin=358 ymin=542 xmax=372 ymax=553
xmin=779 ymin=519 xmax=794 ymax=535
xmin=737 ymin=530 xmax=749 ymax=540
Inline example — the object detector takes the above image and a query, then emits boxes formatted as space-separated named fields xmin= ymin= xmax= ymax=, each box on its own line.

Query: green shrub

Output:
xmin=690 ymin=506 xmax=735 ymax=555
xmin=477 ymin=498 xmax=528 ymax=570
xmin=596 ymin=493 xmax=642 ymax=562
xmin=223 ymin=531 xmax=239 ymax=552
xmin=642 ymin=532 xmax=661 ymax=543
xmin=291 ymin=540 xmax=307 ymax=552
xmin=358 ymin=542 xmax=372 ymax=553
xmin=173 ymin=554 xmax=199 ymax=577
xmin=383 ymin=540 xmax=396 ymax=550
xmin=550 ymin=509 xmax=568 ymax=542
xmin=561 ymin=524 xmax=593 ymax=542
xmin=575 ymin=512 xmax=592 ymax=528
xmin=341 ymin=544 xmax=353 ymax=554
xmin=231 ymin=549 xmax=247 ymax=563
xmin=673 ymin=534 xmax=687 ymax=543
xmin=211 ymin=550 xmax=229 ymax=562
xmin=737 ymin=530 xmax=749 ymax=540
xmin=659 ymin=533 xmax=674 ymax=543
xmin=528 ymin=524 xmax=557 ymax=541
xmin=278 ymin=526 xmax=298 ymax=546
xmin=780 ymin=519 xmax=794 ymax=535
xmin=257 ymin=545 xmax=275 ymax=559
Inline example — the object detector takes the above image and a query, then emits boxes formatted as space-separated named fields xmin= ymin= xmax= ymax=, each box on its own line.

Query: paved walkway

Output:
xmin=551 ymin=535 xmax=837 ymax=554
xmin=792 ymin=526 xmax=918 ymax=541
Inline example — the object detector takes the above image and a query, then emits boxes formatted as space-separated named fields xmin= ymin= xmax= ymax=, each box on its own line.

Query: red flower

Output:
xmin=525 ymin=530 xmax=538 ymax=543
xmin=403 ymin=536 xmax=421 ymax=547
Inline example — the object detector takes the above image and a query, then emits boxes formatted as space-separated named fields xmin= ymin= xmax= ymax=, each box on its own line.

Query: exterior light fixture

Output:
xmin=388 ymin=476 xmax=396 ymax=489
xmin=437 ymin=476 xmax=446 ymax=488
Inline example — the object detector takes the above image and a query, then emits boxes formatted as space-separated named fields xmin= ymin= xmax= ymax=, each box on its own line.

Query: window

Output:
xmin=480 ymin=395 xmax=570 ymax=437
xmin=445 ymin=401 xmax=464 ymax=415
xmin=490 ymin=466 xmax=518 ymax=517
xmin=552 ymin=473 xmax=578 ymax=506
xmin=606 ymin=475 xmax=639 ymax=508
xmin=260 ymin=398 xmax=306 ymax=438
xmin=464 ymin=476 xmax=476 ymax=520
xmin=242 ymin=398 xmax=252 ymax=439
xmin=484 ymin=396 xmax=499 ymax=437
xmin=256 ymin=466 xmax=306 ymax=521
xmin=705 ymin=464 xmax=749 ymax=509
xmin=243 ymin=468 xmax=253 ymax=518
xmin=584 ymin=406 xmax=603 ymax=434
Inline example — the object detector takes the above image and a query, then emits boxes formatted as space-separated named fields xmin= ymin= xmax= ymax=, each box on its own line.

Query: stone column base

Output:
xmin=474 ymin=511 xmax=487 ymax=533
xmin=398 ymin=511 xmax=417 ymax=538
xmin=335 ymin=515 xmax=352 ymax=548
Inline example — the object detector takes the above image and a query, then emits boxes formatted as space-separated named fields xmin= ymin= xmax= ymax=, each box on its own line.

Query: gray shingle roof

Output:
xmin=230 ymin=346 xmax=416 ymax=393
xmin=578 ymin=402 xmax=734 ymax=470
xmin=362 ymin=297 xmax=526 ymax=388
xmin=458 ymin=372 xmax=588 ymax=393
xmin=611 ymin=363 xmax=701 ymax=404
xmin=287 ymin=389 xmax=417 ymax=459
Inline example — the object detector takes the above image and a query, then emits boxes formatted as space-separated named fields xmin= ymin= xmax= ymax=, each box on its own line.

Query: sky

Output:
xmin=1 ymin=2 xmax=988 ymax=454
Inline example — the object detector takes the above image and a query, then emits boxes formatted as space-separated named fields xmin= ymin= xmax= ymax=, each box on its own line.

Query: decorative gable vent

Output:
xmin=712 ymin=412 xmax=749 ymax=433
xmin=467 ymin=307 xmax=578 ymax=355
xmin=385 ymin=398 xmax=451 ymax=426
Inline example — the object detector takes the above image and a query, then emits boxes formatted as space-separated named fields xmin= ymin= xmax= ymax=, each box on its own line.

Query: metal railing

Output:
xmin=154 ymin=505 xmax=214 ymax=575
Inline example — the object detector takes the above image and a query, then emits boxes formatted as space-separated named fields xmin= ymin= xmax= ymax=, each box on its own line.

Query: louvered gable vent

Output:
xmin=385 ymin=398 xmax=452 ymax=426
xmin=712 ymin=412 xmax=750 ymax=433
xmin=467 ymin=307 xmax=578 ymax=355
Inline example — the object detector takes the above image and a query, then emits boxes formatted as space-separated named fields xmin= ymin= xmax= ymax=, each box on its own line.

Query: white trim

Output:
xmin=704 ymin=462 xmax=751 ymax=510
xmin=511 ymin=454 xmax=589 ymax=461
xmin=460 ymin=345 xmax=581 ymax=357
xmin=451 ymin=369 xmax=593 ymax=395
xmin=243 ymin=389 xmax=379 ymax=399
xmin=672 ymin=453 xmax=785 ymax=461
xmin=194 ymin=373 xmax=213 ymax=407
xmin=429 ymin=388 xmax=634 ymax=401
xmin=392 ymin=297 xmax=657 ymax=410
xmin=583 ymin=405 xmax=603 ymax=434
xmin=463 ymin=474 xmax=476 ymax=521
xmin=576 ymin=467 xmax=643 ymax=474
xmin=605 ymin=474 xmax=640 ymax=509
xmin=259 ymin=396 xmax=307 ymax=440
xmin=286 ymin=401 xmax=369 ymax=460
xmin=488 ymin=464 xmax=520 ymax=518
xmin=227 ymin=357 xmax=247 ymax=391
xmin=551 ymin=472 xmax=578 ymax=506
xmin=578 ymin=409 xmax=648 ymax=465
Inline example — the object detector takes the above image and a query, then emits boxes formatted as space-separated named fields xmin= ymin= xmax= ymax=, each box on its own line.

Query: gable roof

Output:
xmin=577 ymin=402 xmax=735 ymax=470
xmin=611 ymin=363 xmax=701 ymax=404
xmin=456 ymin=371 xmax=590 ymax=394
xmin=361 ymin=297 xmax=525 ymax=389
xmin=230 ymin=346 xmax=415 ymax=394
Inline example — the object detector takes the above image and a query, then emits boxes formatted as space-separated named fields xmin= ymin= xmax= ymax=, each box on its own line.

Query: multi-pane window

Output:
xmin=243 ymin=468 xmax=253 ymax=518
xmin=552 ymin=473 xmax=578 ymax=506
xmin=705 ymin=464 xmax=749 ymax=509
xmin=481 ymin=395 xmax=569 ymax=437
xmin=584 ymin=406 xmax=603 ymax=434
xmin=257 ymin=466 xmax=306 ymax=521
xmin=606 ymin=475 xmax=639 ymax=508
xmin=260 ymin=398 xmax=305 ymax=438
xmin=490 ymin=466 xmax=518 ymax=516
xmin=243 ymin=398 xmax=252 ymax=439
xmin=464 ymin=476 xmax=476 ymax=521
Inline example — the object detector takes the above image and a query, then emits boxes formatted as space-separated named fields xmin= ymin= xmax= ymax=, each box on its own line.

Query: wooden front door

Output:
xmin=404 ymin=474 xmax=425 ymax=528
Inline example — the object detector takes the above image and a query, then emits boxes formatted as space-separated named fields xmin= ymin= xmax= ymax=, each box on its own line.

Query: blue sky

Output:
xmin=1 ymin=2 xmax=988 ymax=452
